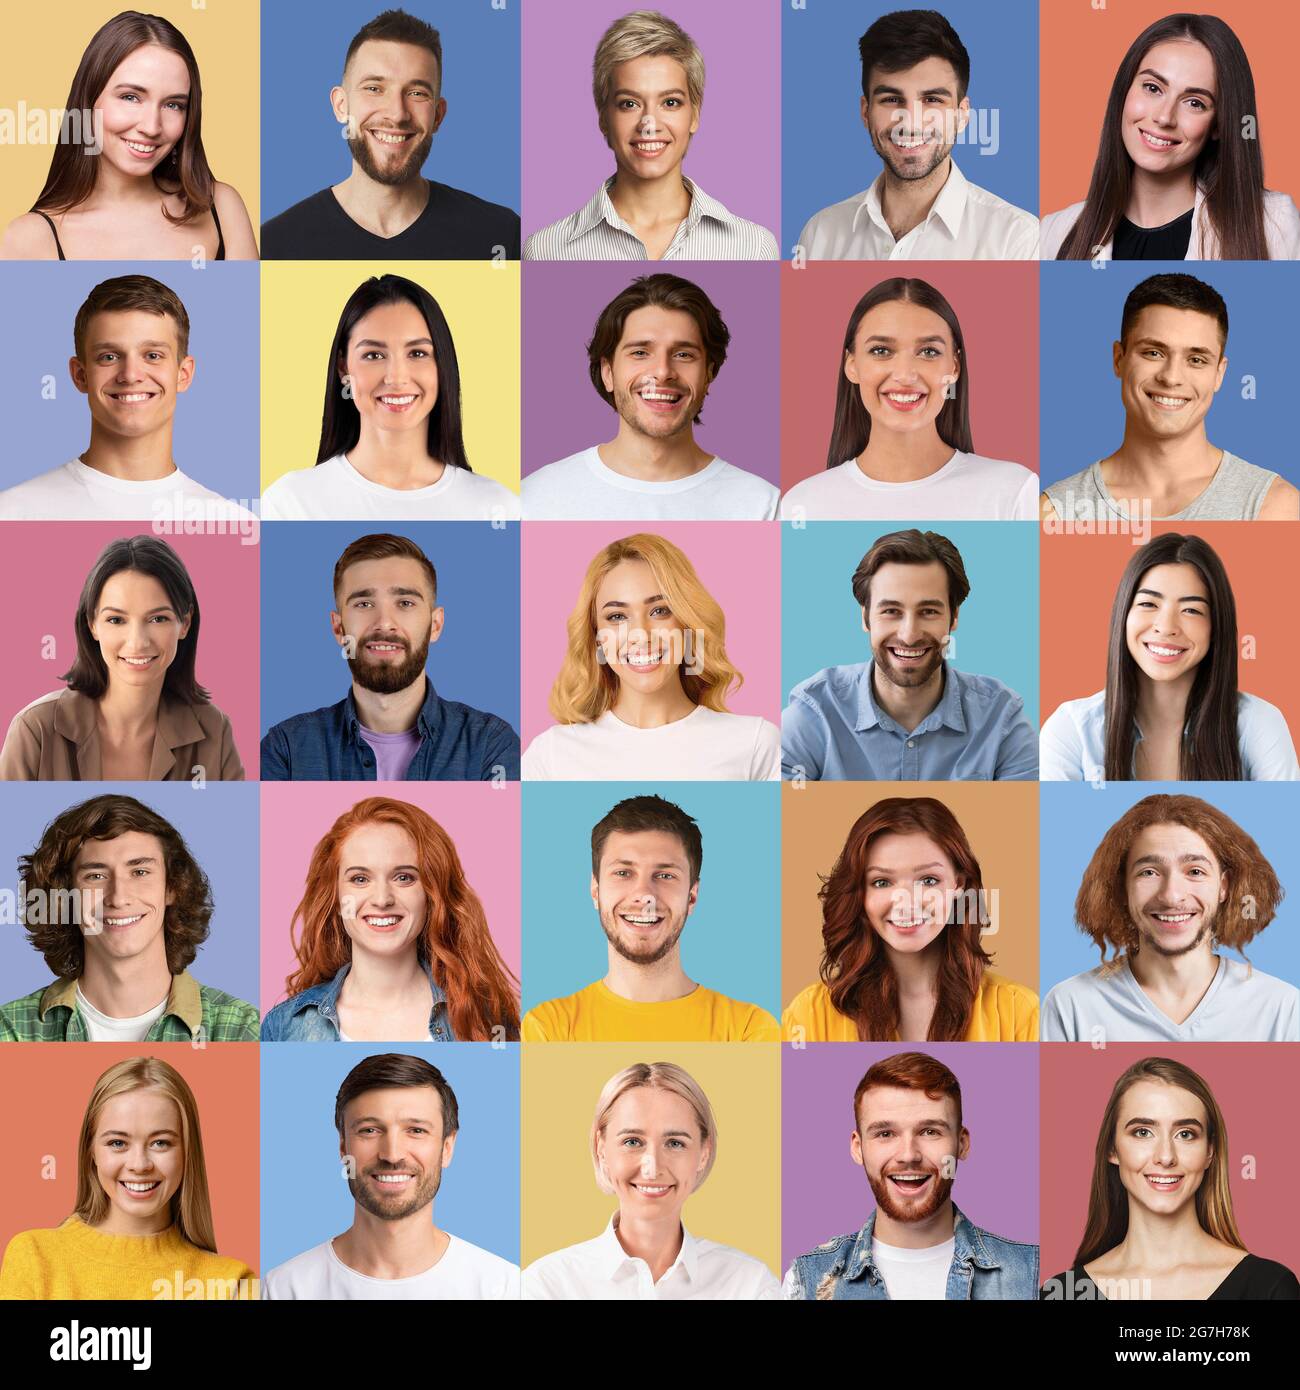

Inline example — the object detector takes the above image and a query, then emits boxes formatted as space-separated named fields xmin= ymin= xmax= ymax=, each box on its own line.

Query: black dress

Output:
xmin=1112 ymin=208 xmax=1194 ymax=260
xmin=1040 ymin=1255 xmax=1300 ymax=1300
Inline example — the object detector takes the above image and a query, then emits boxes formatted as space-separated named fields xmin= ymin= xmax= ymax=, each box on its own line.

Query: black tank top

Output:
xmin=37 ymin=203 xmax=226 ymax=260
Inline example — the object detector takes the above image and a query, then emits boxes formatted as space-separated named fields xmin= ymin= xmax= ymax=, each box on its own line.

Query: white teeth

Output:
xmin=122 ymin=656 xmax=155 ymax=666
xmin=370 ymin=131 xmax=411 ymax=144
xmin=640 ymin=389 xmax=681 ymax=402
xmin=885 ymin=392 xmax=924 ymax=403
xmin=123 ymin=139 xmax=157 ymax=153
xmin=1141 ymin=131 xmax=1174 ymax=148
xmin=621 ymin=915 xmax=660 ymax=925
xmin=113 ymin=393 xmax=154 ymax=402
xmin=634 ymin=1184 xmax=671 ymax=1194
xmin=367 ymin=643 xmax=402 ymax=651
xmin=625 ymin=652 xmax=662 ymax=667
xmin=1149 ymin=394 xmax=1188 ymax=407
xmin=890 ymin=647 xmax=927 ymax=657
xmin=366 ymin=916 xmax=399 ymax=927
xmin=1153 ymin=912 xmax=1193 ymax=923
xmin=373 ymin=1173 xmax=413 ymax=1183
xmin=105 ymin=915 xmax=144 ymax=927
xmin=1146 ymin=643 xmax=1185 ymax=657
xmin=123 ymin=1181 xmax=159 ymax=1191
xmin=379 ymin=395 xmax=416 ymax=405
xmin=634 ymin=141 xmax=667 ymax=151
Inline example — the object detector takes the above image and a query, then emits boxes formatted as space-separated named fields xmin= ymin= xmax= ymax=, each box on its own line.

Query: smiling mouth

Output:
xmin=1145 ymin=1173 xmax=1185 ymax=1189
xmin=363 ymin=914 xmax=403 ymax=930
xmin=122 ymin=137 xmax=160 ymax=157
xmin=638 ymin=385 xmax=685 ymax=410
xmin=103 ymin=913 xmax=145 ymax=930
xmin=1145 ymin=391 xmax=1191 ymax=409
xmin=1143 ymin=641 xmax=1188 ymax=661
xmin=1138 ymin=128 xmax=1179 ymax=150
xmin=887 ymin=645 xmax=932 ymax=662
xmin=622 ymin=650 xmax=668 ymax=669
xmin=370 ymin=1172 xmax=417 ymax=1186
xmin=1150 ymin=909 xmax=1196 ymax=929
xmin=887 ymin=1172 xmax=934 ymax=1191
xmin=364 ymin=640 xmax=406 ymax=655
xmin=619 ymin=911 xmax=665 ymax=929
xmin=882 ymin=390 xmax=928 ymax=412
xmin=377 ymin=393 xmax=418 ymax=410
xmin=631 ymin=139 xmax=669 ymax=156
xmin=631 ymin=1181 xmax=674 ymax=1196
xmin=367 ymin=128 xmax=416 ymax=146
xmin=121 ymin=1179 xmax=161 ymax=1195
xmin=120 ymin=655 xmax=158 ymax=668
xmin=108 ymin=390 xmax=159 ymax=403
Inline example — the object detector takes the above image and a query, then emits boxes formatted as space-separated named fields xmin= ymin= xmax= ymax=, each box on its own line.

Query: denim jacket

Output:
xmin=260 ymin=963 xmax=455 ymax=1042
xmin=786 ymin=1204 xmax=1039 ymax=1300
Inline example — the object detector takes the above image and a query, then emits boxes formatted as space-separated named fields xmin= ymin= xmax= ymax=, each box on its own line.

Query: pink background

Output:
xmin=1039 ymin=1043 xmax=1300 ymax=1281
xmin=258 ymin=782 xmax=522 ymax=1013
xmin=519 ymin=521 xmax=781 ymax=745
xmin=0 ymin=522 xmax=259 ymax=776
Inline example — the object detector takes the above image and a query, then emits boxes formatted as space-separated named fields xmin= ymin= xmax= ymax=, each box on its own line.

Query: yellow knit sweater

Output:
xmin=0 ymin=1218 xmax=256 ymax=1300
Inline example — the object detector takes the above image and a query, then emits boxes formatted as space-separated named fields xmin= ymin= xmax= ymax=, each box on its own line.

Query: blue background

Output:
xmin=1039 ymin=261 xmax=1300 ymax=488
xmin=1039 ymin=782 xmax=1300 ymax=994
xmin=0 ymin=782 xmax=259 ymax=1004
xmin=780 ymin=520 xmax=1040 ymax=723
xmin=259 ymin=1042 xmax=520 ymax=1270
xmin=258 ymin=520 xmax=520 ymax=737
xmin=520 ymin=781 xmax=781 ymax=1016
xmin=0 ymin=262 xmax=259 ymax=500
xmin=781 ymin=0 xmax=1040 ymax=251
xmin=259 ymin=0 xmax=520 ymax=222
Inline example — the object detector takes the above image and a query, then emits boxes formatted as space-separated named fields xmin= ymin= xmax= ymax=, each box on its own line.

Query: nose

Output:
xmin=637 ymin=108 xmax=660 ymax=134
xmin=1154 ymin=1131 xmax=1178 ymax=1166
xmin=378 ymin=1131 xmax=403 ymax=1164
xmin=1151 ymin=93 xmax=1179 ymax=128
xmin=1151 ymin=605 xmax=1181 ymax=636
xmin=638 ymin=1149 xmax=662 ymax=1180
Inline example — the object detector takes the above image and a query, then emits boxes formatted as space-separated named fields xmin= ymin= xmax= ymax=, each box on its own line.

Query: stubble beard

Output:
xmin=349 ymin=1163 xmax=440 ymax=1221
xmin=599 ymin=899 xmax=686 ymax=967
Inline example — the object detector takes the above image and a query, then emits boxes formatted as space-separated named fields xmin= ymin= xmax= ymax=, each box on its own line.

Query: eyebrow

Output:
xmin=1134 ymin=587 xmax=1210 ymax=604
xmin=865 ymin=861 xmax=946 ymax=874
xmin=100 ymin=1128 xmax=180 ymax=1138
xmin=1124 ymin=1116 xmax=1204 ymax=1128
xmin=355 ymin=74 xmax=436 ymax=94
xmin=1131 ymin=336 xmax=1217 ymax=357
xmin=872 ymin=597 xmax=947 ymax=608
xmin=606 ymin=856 xmax=687 ymax=870
xmin=861 ymin=334 xmax=948 ymax=346
xmin=88 ymin=339 xmax=173 ymax=351
xmin=1130 ymin=852 xmax=1214 ymax=868
xmin=621 ymin=338 xmax=702 ymax=351
xmin=614 ymin=1127 xmax=693 ymax=1138
xmin=1138 ymin=68 xmax=1215 ymax=101
xmin=613 ymin=87 xmax=687 ymax=100
xmin=350 ymin=1114 xmax=437 ymax=1126
xmin=352 ymin=337 xmax=434 ymax=350
xmin=342 ymin=864 xmax=420 ymax=875
xmin=871 ymin=83 xmax=954 ymax=99
xmin=98 ymin=605 xmax=176 ymax=616
xmin=601 ymin=593 xmax=666 ymax=609
xmin=343 ymin=585 xmax=426 ymax=602
xmin=77 ymin=856 xmax=158 ymax=870
xmin=112 ymin=82 xmax=189 ymax=101
xmin=863 ymin=1117 xmax=952 ymax=1132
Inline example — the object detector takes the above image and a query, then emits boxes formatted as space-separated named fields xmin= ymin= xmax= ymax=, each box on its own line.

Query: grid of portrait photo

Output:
xmin=0 ymin=0 xmax=1297 ymax=1325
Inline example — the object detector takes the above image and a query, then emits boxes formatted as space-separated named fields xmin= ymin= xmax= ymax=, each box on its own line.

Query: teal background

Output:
xmin=520 ymin=781 xmax=781 ymax=1017
xmin=780 ymin=520 xmax=1040 ymax=723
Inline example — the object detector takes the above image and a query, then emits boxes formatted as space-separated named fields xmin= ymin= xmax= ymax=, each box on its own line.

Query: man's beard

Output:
xmin=870 ymin=124 xmax=952 ymax=183
xmin=612 ymin=379 xmax=693 ymax=442
xmin=599 ymin=898 xmax=686 ymax=967
xmin=348 ymin=632 xmax=430 ymax=694
xmin=868 ymin=1165 xmax=954 ymax=1224
xmin=873 ymin=638 xmax=946 ymax=690
xmin=347 ymin=125 xmax=434 ymax=186
xmin=349 ymin=1162 xmax=440 ymax=1221
xmin=1137 ymin=913 xmax=1214 ymax=959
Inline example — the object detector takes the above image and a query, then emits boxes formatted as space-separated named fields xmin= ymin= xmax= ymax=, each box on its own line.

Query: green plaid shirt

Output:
xmin=0 ymin=970 xmax=259 ymax=1042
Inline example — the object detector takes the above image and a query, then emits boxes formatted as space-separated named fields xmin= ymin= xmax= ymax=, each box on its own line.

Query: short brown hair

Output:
xmin=853 ymin=1051 xmax=963 ymax=1133
xmin=73 ymin=275 xmax=190 ymax=362
xmin=587 ymin=274 xmax=729 ymax=425
xmin=344 ymin=8 xmax=442 ymax=81
xmin=592 ymin=10 xmax=705 ymax=141
xmin=20 ymin=795 xmax=213 ymax=979
xmin=851 ymin=529 xmax=970 ymax=616
xmin=591 ymin=794 xmax=703 ymax=884
xmin=334 ymin=1052 xmax=460 ymax=1138
xmin=1074 ymin=794 xmax=1281 ymax=961
xmin=332 ymin=533 xmax=438 ymax=606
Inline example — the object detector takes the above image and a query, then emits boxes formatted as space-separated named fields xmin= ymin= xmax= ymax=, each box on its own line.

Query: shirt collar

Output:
xmin=51 ymin=689 xmax=206 ymax=777
xmin=855 ymin=661 xmax=966 ymax=735
xmin=343 ymin=679 xmax=441 ymax=740
xmin=844 ymin=1203 xmax=992 ymax=1281
xmin=301 ymin=961 xmax=449 ymax=1025
xmin=595 ymin=1214 xmax=700 ymax=1283
xmin=567 ymin=175 xmax=725 ymax=244
xmin=856 ymin=159 xmax=970 ymax=240
xmin=41 ymin=969 xmax=204 ymax=1035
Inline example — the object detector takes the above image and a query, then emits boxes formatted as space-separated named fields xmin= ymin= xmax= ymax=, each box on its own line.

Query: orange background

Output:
xmin=1039 ymin=525 xmax=1300 ymax=731
xmin=780 ymin=782 xmax=1039 ymax=1010
xmin=1039 ymin=0 xmax=1300 ymax=215
xmin=0 ymin=1043 xmax=259 ymax=1275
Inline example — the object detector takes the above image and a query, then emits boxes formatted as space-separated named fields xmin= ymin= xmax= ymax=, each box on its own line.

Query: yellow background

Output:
xmin=260 ymin=260 xmax=521 ymax=493
xmin=521 ymin=1043 xmax=782 ymax=1275
xmin=0 ymin=0 xmax=260 ymax=230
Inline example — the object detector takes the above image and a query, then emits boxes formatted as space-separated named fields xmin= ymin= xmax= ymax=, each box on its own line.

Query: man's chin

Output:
xmin=870 ymin=1174 xmax=952 ymax=1224
xmin=349 ymin=653 xmax=427 ymax=695
xmin=347 ymin=134 xmax=432 ymax=187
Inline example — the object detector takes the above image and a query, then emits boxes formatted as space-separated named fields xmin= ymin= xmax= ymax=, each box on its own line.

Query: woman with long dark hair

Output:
xmin=778 ymin=278 xmax=1037 ymax=520
xmin=1040 ymin=533 xmax=1298 ymax=781
xmin=1041 ymin=1057 xmax=1298 ymax=1300
xmin=1041 ymin=13 xmax=1300 ymax=261
xmin=261 ymin=274 xmax=520 ymax=520
xmin=0 ymin=535 xmax=243 ymax=780
xmin=261 ymin=796 xmax=520 ymax=1042
xmin=0 ymin=11 xmax=256 ymax=260
xmin=782 ymin=797 xmax=1038 ymax=1042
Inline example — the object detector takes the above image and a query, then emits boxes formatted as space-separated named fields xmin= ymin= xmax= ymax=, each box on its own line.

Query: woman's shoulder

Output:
xmin=978 ymin=971 xmax=1041 ymax=1025
xmin=1038 ymin=201 xmax=1086 ymax=258
xmin=0 ymin=212 xmax=59 ymax=260
xmin=8 ymin=688 xmax=68 ymax=729
xmin=782 ymin=981 xmax=856 ymax=1041
xmin=959 ymin=453 xmax=1038 ymax=484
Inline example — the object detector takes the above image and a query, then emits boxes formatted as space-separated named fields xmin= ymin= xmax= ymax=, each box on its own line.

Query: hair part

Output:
xmin=74 ymin=275 xmax=191 ymax=361
xmin=333 ymin=1051 xmax=460 ymax=1138
xmin=591 ymin=794 xmax=703 ymax=885
xmin=590 ymin=1061 xmax=716 ymax=1194
xmin=592 ymin=10 xmax=705 ymax=141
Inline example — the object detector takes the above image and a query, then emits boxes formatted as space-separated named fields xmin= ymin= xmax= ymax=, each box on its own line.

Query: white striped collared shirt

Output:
xmin=523 ymin=175 xmax=779 ymax=261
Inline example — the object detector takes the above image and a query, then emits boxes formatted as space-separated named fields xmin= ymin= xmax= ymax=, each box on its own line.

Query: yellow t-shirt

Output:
xmin=781 ymin=972 xmax=1039 ymax=1042
xmin=0 ymin=1217 xmax=255 ymax=1300
xmin=523 ymin=980 xmax=780 ymax=1042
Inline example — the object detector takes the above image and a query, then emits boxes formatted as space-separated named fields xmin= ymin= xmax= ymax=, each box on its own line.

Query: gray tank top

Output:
xmin=1044 ymin=452 xmax=1278 ymax=521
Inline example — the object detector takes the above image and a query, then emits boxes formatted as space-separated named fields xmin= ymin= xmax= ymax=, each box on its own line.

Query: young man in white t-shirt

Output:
xmin=0 ymin=275 xmax=255 ymax=527
xmin=262 ymin=1053 xmax=519 ymax=1299
xmin=522 ymin=273 xmax=778 ymax=520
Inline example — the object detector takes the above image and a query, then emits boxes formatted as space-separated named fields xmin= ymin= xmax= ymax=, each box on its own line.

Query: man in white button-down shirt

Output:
xmin=796 ymin=10 xmax=1038 ymax=261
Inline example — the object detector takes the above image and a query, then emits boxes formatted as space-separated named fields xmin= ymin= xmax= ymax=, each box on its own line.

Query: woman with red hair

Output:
xmin=782 ymin=796 xmax=1037 ymax=1041
xmin=261 ymin=797 xmax=519 ymax=1042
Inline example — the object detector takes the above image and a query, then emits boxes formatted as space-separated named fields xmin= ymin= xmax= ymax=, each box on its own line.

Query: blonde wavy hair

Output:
xmin=69 ymin=1056 xmax=218 ymax=1253
xmin=590 ymin=1061 xmax=717 ymax=1196
xmin=548 ymin=533 xmax=742 ymax=725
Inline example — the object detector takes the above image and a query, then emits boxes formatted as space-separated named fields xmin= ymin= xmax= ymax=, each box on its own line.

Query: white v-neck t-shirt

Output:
xmin=261 ymin=453 xmax=521 ymax=521
xmin=780 ymin=453 xmax=1038 ymax=521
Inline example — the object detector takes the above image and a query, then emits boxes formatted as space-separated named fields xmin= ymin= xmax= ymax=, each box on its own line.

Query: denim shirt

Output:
xmin=785 ymin=1204 xmax=1039 ymax=1300
xmin=260 ymin=680 xmax=520 ymax=781
xmin=260 ymin=963 xmax=455 ymax=1042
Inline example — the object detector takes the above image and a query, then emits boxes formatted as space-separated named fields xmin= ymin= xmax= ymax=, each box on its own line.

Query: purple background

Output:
xmin=520 ymin=0 xmax=781 ymax=240
xmin=0 ymin=782 xmax=260 ymax=1006
xmin=781 ymin=1042 xmax=1039 ymax=1270
xmin=521 ymin=261 xmax=780 ymax=482
xmin=0 ymin=262 xmax=259 ymax=501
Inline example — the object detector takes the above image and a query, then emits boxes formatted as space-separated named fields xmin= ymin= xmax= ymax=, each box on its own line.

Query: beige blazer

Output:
xmin=0 ymin=688 xmax=245 ymax=781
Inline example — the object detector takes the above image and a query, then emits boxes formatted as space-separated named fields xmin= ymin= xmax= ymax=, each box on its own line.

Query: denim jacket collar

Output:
xmin=285 ymin=961 xmax=449 ymax=1032
xmin=843 ymin=1203 xmax=1000 ymax=1283
xmin=341 ymin=678 xmax=443 ymax=744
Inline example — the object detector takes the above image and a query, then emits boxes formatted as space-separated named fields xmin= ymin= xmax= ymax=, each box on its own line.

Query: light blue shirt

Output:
xmin=1043 ymin=955 xmax=1300 ymax=1042
xmin=780 ymin=661 xmax=1038 ymax=782
xmin=1039 ymin=689 xmax=1300 ymax=781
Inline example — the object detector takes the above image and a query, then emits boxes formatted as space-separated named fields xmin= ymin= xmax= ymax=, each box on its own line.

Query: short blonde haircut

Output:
xmin=548 ymin=532 xmax=742 ymax=725
xmin=592 ymin=10 xmax=706 ymax=141
xmin=590 ymin=1062 xmax=718 ymax=1195
xmin=69 ymin=1056 xmax=218 ymax=1253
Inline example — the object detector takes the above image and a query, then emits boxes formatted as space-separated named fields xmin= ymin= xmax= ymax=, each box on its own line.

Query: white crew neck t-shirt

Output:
xmin=522 ymin=705 xmax=780 ymax=781
xmin=75 ymin=986 xmax=169 ymax=1043
xmin=871 ymin=1236 xmax=956 ymax=1300
xmin=523 ymin=447 xmax=779 ymax=520
xmin=779 ymin=453 xmax=1039 ymax=521
xmin=0 ymin=459 xmax=256 ymax=523
xmin=261 ymin=453 xmax=521 ymax=521
xmin=261 ymin=1235 xmax=519 ymax=1300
